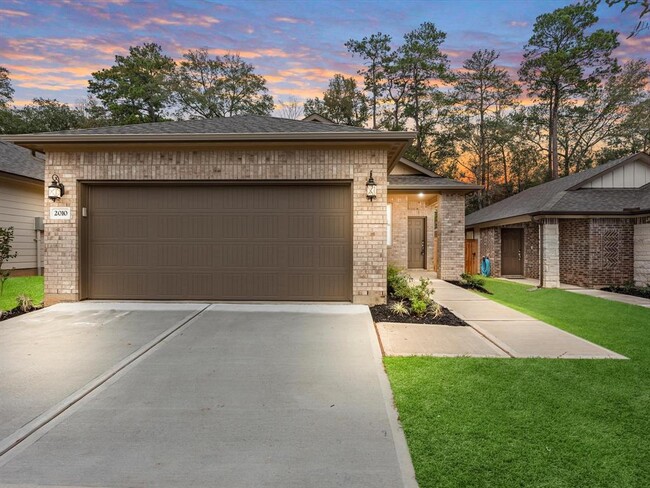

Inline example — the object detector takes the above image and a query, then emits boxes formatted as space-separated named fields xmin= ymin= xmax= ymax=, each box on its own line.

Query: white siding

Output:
xmin=583 ymin=160 xmax=650 ymax=188
xmin=0 ymin=175 xmax=43 ymax=270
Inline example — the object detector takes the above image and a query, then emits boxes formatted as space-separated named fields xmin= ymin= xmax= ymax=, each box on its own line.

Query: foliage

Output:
xmin=0 ymin=66 xmax=14 ymax=107
xmin=460 ymin=273 xmax=486 ymax=289
xmin=0 ymin=276 xmax=43 ymax=312
xmin=4 ymin=98 xmax=85 ymax=133
xmin=345 ymin=33 xmax=392 ymax=129
xmin=304 ymin=74 xmax=369 ymax=126
xmin=16 ymin=293 xmax=34 ymax=313
xmin=452 ymin=50 xmax=521 ymax=207
xmin=387 ymin=266 xmax=436 ymax=316
xmin=389 ymin=300 xmax=409 ymax=316
xmin=602 ymin=282 xmax=650 ymax=299
xmin=385 ymin=278 xmax=650 ymax=487
xmin=518 ymin=2 xmax=620 ymax=179
xmin=88 ymin=43 xmax=175 ymax=124
xmin=0 ymin=227 xmax=18 ymax=295
xmin=173 ymin=49 xmax=273 ymax=118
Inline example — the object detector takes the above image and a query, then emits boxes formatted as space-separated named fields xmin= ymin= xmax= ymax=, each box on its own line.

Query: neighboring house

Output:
xmin=5 ymin=115 xmax=478 ymax=305
xmin=466 ymin=152 xmax=650 ymax=289
xmin=0 ymin=141 xmax=44 ymax=276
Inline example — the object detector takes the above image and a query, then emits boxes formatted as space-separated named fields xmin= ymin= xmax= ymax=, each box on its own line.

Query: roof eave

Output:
xmin=1 ymin=131 xmax=416 ymax=145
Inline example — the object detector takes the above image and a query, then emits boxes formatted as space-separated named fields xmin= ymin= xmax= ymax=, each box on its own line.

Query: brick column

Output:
xmin=540 ymin=218 xmax=560 ymax=288
xmin=437 ymin=192 xmax=465 ymax=280
xmin=634 ymin=220 xmax=650 ymax=286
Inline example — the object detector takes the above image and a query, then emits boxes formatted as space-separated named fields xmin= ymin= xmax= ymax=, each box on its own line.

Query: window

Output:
xmin=387 ymin=203 xmax=392 ymax=246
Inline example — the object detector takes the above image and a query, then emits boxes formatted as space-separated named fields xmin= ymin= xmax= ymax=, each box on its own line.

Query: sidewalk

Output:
xmin=498 ymin=276 xmax=650 ymax=308
xmin=393 ymin=272 xmax=627 ymax=359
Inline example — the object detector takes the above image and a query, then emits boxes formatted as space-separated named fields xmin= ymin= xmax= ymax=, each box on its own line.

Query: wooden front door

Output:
xmin=465 ymin=239 xmax=478 ymax=274
xmin=408 ymin=217 xmax=426 ymax=269
xmin=501 ymin=228 xmax=523 ymax=275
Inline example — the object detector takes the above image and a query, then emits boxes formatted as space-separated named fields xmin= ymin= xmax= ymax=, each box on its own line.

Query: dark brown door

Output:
xmin=501 ymin=228 xmax=523 ymax=275
xmin=407 ymin=217 xmax=426 ymax=269
xmin=83 ymin=184 xmax=352 ymax=301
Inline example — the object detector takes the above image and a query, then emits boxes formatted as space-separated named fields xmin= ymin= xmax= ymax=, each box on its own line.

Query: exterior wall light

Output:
xmin=366 ymin=171 xmax=377 ymax=201
xmin=48 ymin=174 xmax=65 ymax=201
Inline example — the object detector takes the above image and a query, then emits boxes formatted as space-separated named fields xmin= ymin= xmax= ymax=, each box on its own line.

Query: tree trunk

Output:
xmin=550 ymin=87 xmax=559 ymax=179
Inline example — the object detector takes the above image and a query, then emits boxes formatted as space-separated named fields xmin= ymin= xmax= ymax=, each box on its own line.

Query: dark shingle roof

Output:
xmin=466 ymin=154 xmax=650 ymax=226
xmin=18 ymin=115 xmax=382 ymax=136
xmin=0 ymin=141 xmax=44 ymax=181
xmin=389 ymin=175 xmax=482 ymax=191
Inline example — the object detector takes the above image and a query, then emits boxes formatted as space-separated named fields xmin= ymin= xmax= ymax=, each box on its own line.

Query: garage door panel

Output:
xmin=86 ymin=184 xmax=351 ymax=301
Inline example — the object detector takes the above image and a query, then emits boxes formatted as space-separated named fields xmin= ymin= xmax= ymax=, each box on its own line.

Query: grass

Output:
xmin=385 ymin=277 xmax=650 ymax=488
xmin=0 ymin=276 xmax=44 ymax=312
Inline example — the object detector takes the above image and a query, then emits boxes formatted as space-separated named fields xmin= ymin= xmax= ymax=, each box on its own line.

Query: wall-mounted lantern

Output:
xmin=48 ymin=174 xmax=65 ymax=201
xmin=366 ymin=171 xmax=377 ymax=201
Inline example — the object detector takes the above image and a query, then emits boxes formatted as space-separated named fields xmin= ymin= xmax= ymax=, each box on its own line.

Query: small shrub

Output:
xmin=388 ymin=265 xmax=413 ymax=299
xmin=428 ymin=303 xmax=443 ymax=319
xmin=0 ymin=226 xmax=18 ymax=295
xmin=16 ymin=294 xmax=34 ymax=313
xmin=411 ymin=298 xmax=428 ymax=316
xmin=460 ymin=273 xmax=485 ymax=289
xmin=390 ymin=300 xmax=409 ymax=316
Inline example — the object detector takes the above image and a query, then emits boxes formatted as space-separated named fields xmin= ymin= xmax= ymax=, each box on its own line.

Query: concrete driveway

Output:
xmin=0 ymin=303 xmax=415 ymax=487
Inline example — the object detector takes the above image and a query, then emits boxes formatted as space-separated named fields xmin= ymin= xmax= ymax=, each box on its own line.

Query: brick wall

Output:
xmin=44 ymin=147 xmax=388 ymax=305
xmin=479 ymin=227 xmax=501 ymax=276
xmin=559 ymin=218 xmax=634 ymax=287
xmin=387 ymin=195 xmax=435 ymax=270
xmin=437 ymin=192 xmax=465 ymax=280
xmin=523 ymin=222 xmax=540 ymax=279
xmin=588 ymin=218 xmax=634 ymax=287
xmin=559 ymin=219 xmax=590 ymax=286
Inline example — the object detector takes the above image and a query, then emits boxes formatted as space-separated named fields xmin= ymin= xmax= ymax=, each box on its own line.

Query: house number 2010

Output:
xmin=50 ymin=207 xmax=71 ymax=220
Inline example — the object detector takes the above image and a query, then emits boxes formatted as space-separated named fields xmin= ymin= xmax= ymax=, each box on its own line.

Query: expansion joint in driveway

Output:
xmin=0 ymin=304 xmax=210 ymax=459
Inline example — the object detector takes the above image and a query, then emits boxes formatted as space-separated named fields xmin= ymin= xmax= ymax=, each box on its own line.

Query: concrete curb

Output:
xmin=365 ymin=311 xmax=419 ymax=488
xmin=0 ymin=304 xmax=209 ymax=459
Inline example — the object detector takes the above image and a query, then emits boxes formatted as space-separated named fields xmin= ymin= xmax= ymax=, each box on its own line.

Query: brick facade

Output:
xmin=479 ymin=227 xmax=501 ymax=276
xmin=478 ymin=222 xmax=539 ymax=279
xmin=559 ymin=219 xmax=591 ymax=286
xmin=44 ymin=146 xmax=388 ymax=305
xmin=387 ymin=195 xmax=435 ymax=270
xmin=437 ymin=192 xmax=465 ymax=280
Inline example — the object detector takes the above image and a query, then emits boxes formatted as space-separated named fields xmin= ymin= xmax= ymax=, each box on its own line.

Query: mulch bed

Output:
xmin=446 ymin=280 xmax=493 ymax=295
xmin=0 ymin=306 xmax=41 ymax=322
xmin=370 ymin=299 xmax=468 ymax=326
xmin=601 ymin=285 xmax=650 ymax=300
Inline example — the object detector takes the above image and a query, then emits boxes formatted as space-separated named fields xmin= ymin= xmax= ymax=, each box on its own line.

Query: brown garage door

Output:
xmin=82 ymin=184 xmax=352 ymax=301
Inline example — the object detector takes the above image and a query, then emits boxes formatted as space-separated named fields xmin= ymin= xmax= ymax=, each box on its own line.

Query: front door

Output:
xmin=408 ymin=217 xmax=426 ymax=269
xmin=501 ymin=228 xmax=523 ymax=275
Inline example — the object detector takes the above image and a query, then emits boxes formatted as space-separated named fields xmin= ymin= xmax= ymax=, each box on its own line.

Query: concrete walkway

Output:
xmin=402 ymin=272 xmax=626 ymax=359
xmin=498 ymin=276 xmax=650 ymax=308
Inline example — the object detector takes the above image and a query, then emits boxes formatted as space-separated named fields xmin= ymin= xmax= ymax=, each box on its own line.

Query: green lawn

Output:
xmin=385 ymin=278 xmax=650 ymax=488
xmin=0 ymin=276 xmax=44 ymax=312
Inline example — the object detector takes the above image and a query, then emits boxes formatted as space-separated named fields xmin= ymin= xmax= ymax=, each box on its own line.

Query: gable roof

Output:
xmin=388 ymin=157 xmax=483 ymax=192
xmin=2 ymin=115 xmax=415 ymax=166
xmin=0 ymin=141 xmax=44 ymax=181
xmin=466 ymin=153 xmax=650 ymax=227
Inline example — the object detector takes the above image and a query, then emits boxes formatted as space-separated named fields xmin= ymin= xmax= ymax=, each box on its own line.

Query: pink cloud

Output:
xmin=272 ymin=16 xmax=313 ymax=25
xmin=127 ymin=12 xmax=220 ymax=29
xmin=0 ymin=8 xmax=30 ymax=18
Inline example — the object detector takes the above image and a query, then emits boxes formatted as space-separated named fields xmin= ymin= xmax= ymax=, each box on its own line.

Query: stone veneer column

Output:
xmin=634 ymin=220 xmax=650 ymax=286
xmin=540 ymin=218 xmax=560 ymax=288
xmin=437 ymin=192 xmax=465 ymax=280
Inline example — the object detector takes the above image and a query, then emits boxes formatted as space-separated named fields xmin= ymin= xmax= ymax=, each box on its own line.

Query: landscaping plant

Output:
xmin=0 ymin=226 xmax=18 ymax=295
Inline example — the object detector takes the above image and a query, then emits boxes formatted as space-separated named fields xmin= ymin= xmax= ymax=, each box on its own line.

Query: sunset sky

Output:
xmin=0 ymin=0 xmax=647 ymax=111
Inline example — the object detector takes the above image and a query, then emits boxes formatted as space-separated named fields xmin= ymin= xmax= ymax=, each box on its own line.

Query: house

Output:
xmin=4 ymin=115 xmax=479 ymax=305
xmin=0 ymin=141 xmax=44 ymax=276
xmin=465 ymin=152 xmax=650 ymax=288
